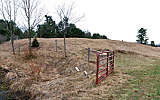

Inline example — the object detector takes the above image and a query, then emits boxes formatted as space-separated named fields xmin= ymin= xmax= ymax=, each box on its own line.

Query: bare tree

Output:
xmin=20 ymin=0 xmax=45 ymax=56
xmin=0 ymin=0 xmax=20 ymax=54
xmin=56 ymin=2 xmax=84 ymax=57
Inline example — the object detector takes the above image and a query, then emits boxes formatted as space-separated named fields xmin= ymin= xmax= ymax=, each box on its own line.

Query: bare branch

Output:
xmin=0 ymin=0 xmax=7 ymax=22
xmin=56 ymin=7 xmax=63 ymax=22
xmin=0 ymin=0 xmax=20 ymax=23
xmin=66 ymin=1 xmax=75 ymax=19
xmin=31 ymin=8 xmax=45 ymax=28
xmin=30 ymin=0 xmax=39 ymax=15
xmin=13 ymin=0 xmax=19 ymax=22
xmin=56 ymin=1 xmax=84 ymax=24
xmin=21 ymin=0 xmax=45 ymax=29
xmin=71 ymin=14 xmax=85 ymax=24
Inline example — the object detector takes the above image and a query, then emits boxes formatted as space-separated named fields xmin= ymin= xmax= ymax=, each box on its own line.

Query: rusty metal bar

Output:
xmin=96 ymin=52 xmax=100 ymax=85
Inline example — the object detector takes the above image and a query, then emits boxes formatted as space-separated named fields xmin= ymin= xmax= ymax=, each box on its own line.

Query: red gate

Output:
xmin=96 ymin=50 xmax=115 ymax=85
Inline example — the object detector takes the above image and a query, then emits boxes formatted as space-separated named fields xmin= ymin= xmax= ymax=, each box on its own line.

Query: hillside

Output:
xmin=0 ymin=38 xmax=160 ymax=99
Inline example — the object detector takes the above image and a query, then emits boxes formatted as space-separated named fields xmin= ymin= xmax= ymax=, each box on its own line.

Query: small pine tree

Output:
xmin=31 ymin=38 xmax=39 ymax=47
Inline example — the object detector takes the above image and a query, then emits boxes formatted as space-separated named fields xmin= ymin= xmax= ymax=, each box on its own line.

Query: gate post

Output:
xmin=112 ymin=51 xmax=115 ymax=71
xmin=96 ymin=53 xmax=99 ymax=85
xmin=106 ymin=52 xmax=109 ymax=76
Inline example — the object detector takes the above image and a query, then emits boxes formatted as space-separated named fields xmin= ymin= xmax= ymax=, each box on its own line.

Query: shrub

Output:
xmin=151 ymin=41 xmax=155 ymax=47
xmin=92 ymin=33 xmax=101 ymax=39
xmin=31 ymin=38 xmax=39 ymax=47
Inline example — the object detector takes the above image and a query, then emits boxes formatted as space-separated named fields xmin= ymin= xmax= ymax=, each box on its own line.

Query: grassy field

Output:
xmin=114 ymin=53 xmax=160 ymax=99
xmin=0 ymin=38 xmax=160 ymax=99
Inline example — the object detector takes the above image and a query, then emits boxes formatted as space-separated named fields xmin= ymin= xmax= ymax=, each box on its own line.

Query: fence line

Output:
xmin=88 ymin=48 xmax=101 ymax=62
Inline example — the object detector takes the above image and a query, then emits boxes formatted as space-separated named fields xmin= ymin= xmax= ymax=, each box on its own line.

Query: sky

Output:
xmin=1 ymin=0 xmax=160 ymax=44
xmin=42 ymin=0 xmax=160 ymax=44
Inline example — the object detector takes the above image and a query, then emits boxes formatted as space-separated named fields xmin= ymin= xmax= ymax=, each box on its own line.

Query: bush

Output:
xmin=31 ymin=38 xmax=39 ymax=47
xmin=92 ymin=33 xmax=101 ymax=39
xmin=151 ymin=41 xmax=155 ymax=47
xmin=92 ymin=33 xmax=107 ymax=39
xmin=101 ymin=35 xmax=107 ymax=39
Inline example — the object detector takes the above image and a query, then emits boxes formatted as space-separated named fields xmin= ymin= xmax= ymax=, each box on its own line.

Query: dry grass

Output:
xmin=0 ymin=38 xmax=160 ymax=99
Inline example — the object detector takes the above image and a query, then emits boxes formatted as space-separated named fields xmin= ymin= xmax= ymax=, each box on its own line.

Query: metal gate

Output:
xmin=96 ymin=50 xmax=115 ymax=85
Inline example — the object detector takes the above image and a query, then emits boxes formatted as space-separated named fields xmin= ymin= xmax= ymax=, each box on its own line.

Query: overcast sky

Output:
xmin=1 ymin=0 xmax=160 ymax=44
xmin=42 ymin=0 xmax=160 ymax=43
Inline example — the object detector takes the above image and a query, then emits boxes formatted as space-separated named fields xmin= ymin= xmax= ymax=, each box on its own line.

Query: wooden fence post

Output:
xmin=88 ymin=48 xmax=90 ymax=62
xmin=55 ymin=40 xmax=58 ymax=52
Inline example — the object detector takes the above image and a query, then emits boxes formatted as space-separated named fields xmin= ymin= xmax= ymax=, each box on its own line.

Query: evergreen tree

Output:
xmin=32 ymin=38 xmax=39 ymax=47
xmin=0 ymin=19 xmax=23 ymax=40
xmin=67 ymin=24 xmax=85 ymax=38
xmin=136 ymin=28 xmax=149 ymax=44
xmin=37 ymin=15 xmax=57 ymax=38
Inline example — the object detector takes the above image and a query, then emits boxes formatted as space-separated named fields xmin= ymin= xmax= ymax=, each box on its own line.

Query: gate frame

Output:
xmin=96 ymin=50 xmax=115 ymax=85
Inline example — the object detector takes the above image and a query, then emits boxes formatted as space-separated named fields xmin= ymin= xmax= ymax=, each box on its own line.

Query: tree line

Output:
xmin=37 ymin=15 xmax=107 ymax=39
xmin=0 ymin=15 xmax=108 ymax=39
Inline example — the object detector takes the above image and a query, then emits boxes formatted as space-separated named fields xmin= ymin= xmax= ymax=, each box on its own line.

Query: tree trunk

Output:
xmin=29 ymin=37 xmax=32 ymax=56
xmin=9 ymin=21 xmax=15 ymax=54
xmin=140 ymin=40 xmax=143 ymax=44
xmin=28 ymin=10 xmax=32 ymax=56
xmin=64 ymin=28 xmax=67 ymax=57
xmin=11 ymin=32 xmax=15 ymax=54
xmin=28 ymin=22 xmax=32 ymax=56
xmin=28 ymin=27 xmax=32 ymax=56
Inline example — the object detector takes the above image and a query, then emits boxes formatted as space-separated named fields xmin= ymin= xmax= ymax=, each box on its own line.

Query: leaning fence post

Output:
xmin=88 ymin=48 xmax=90 ymax=62
xmin=55 ymin=40 xmax=57 ymax=52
